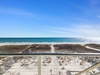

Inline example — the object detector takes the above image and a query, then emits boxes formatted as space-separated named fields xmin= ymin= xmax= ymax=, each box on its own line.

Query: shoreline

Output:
xmin=0 ymin=42 xmax=100 ymax=46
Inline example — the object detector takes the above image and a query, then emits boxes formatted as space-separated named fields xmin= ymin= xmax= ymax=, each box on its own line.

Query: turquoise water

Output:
xmin=0 ymin=38 xmax=99 ymax=43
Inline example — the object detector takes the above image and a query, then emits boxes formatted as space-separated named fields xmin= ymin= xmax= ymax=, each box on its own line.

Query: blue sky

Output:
xmin=0 ymin=0 xmax=100 ymax=37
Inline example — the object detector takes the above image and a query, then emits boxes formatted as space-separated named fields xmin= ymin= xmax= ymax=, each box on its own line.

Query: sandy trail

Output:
xmin=85 ymin=46 xmax=100 ymax=51
xmin=19 ymin=44 xmax=32 ymax=53
xmin=50 ymin=44 xmax=55 ymax=53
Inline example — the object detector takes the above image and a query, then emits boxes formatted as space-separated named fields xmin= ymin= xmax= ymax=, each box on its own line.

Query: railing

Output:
xmin=76 ymin=63 xmax=100 ymax=75
xmin=0 ymin=53 xmax=100 ymax=75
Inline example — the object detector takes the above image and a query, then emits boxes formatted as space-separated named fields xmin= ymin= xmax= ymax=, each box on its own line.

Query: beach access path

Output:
xmin=85 ymin=46 xmax=100 ymax=52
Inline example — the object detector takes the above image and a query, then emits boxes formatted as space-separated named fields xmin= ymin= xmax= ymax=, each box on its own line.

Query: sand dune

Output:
xmin=0 ymin=43 xmax=100 ymax=75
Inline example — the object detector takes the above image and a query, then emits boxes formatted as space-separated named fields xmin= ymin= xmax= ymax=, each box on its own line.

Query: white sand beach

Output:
xmin=0 ymin=56 xmax=94 ymax=75
xmin=0 ymin=43 xmax=100 ymax=75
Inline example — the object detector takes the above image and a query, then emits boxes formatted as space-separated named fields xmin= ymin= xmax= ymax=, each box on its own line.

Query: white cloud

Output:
xmin=0 ymin=7 xmax=68 ymax=22
xmin=90 ymin=0 xmax=99 ymax=5
xmin=0 ymin=7 xmax=38 ymax=18
xmin=48 ymin=24 xmax=100 ymax=37
xmin=97 ymin=15 xmax=100 ymax=18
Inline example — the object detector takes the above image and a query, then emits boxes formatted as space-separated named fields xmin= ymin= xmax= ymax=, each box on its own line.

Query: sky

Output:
xmin=0 ymin=0 xmax=100 ymax=37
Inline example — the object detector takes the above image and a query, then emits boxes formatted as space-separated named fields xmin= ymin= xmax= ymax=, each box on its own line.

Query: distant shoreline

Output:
xmin=0 ymin=42 xmax=100 ymax=46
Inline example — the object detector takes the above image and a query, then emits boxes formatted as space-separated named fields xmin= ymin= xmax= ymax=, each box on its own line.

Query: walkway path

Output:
xmin=20 ymin=44 xmax=32 ymax=53
xmin=50 ymin=44 xmax=55 ymax=53
xmin=85 ymin=46 xmax=100 ymax=52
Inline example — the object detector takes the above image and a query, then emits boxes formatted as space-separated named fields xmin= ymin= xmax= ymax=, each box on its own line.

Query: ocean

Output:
xmin=0 ymin=38 xmax=100 ymax=43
